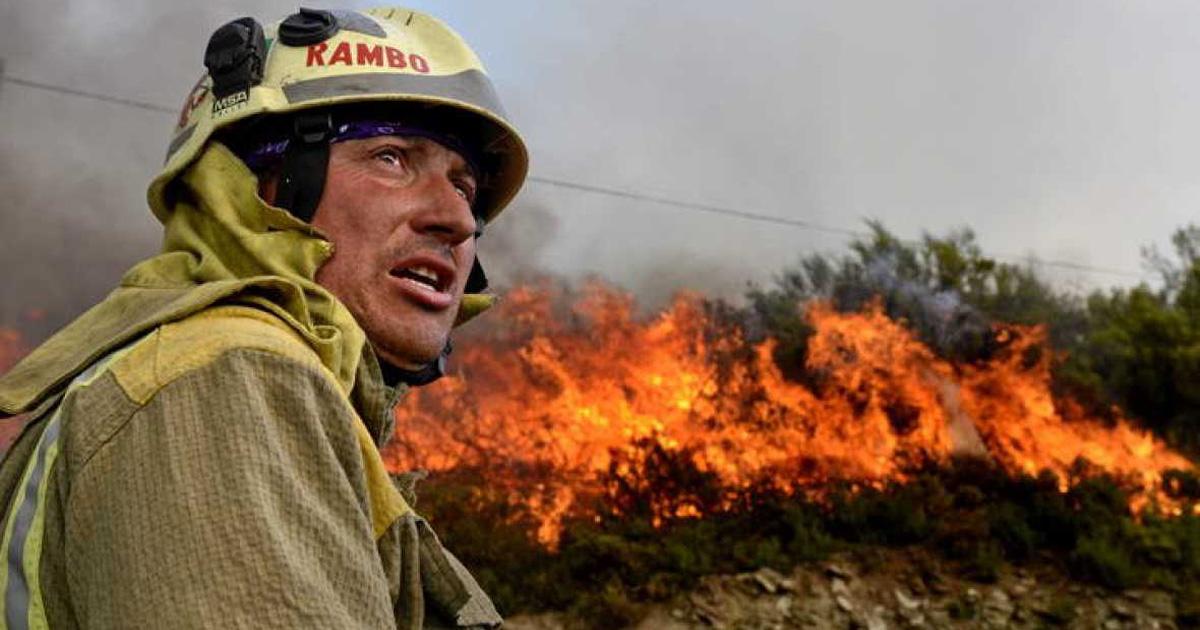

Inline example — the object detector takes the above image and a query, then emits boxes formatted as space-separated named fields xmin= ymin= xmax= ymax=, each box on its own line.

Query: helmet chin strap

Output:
xmin=274 ymin=112 xmax=333 ymax=224
xmin=378 ymin=341 xmax=453 ymax=387
xmin=273 ymin=112 xmax=489 ymax=387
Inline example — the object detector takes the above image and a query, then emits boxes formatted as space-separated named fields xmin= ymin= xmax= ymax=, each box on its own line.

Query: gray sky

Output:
xmin=3 ymin=1 xmax=1198 ymax=338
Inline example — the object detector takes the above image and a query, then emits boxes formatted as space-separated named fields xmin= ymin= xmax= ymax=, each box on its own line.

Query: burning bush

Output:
xmin=383 ymin=222 xmax=1200 ymax=620
xmin=4 ymin=221 xmax=1200 ymax=621
xmin=751 ymin=222 xmax=1200 ymax=456
xmin=385 ymin=280 xmax=1194 ymax=546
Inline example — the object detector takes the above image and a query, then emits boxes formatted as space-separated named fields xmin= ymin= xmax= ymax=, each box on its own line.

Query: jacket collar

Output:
xmin=350 ymin=343 xmax=407 ymax=448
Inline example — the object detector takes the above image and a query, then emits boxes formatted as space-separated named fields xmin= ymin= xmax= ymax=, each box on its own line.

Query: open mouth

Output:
xmin=390 ymin=265 xmax=448 ymax=293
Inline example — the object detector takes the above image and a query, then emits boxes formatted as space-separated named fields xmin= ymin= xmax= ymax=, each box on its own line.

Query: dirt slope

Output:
xmin=506 ymin=548 xmax=1187 ymax=629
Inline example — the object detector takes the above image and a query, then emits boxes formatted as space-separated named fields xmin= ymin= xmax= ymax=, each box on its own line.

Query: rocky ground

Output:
xmin=506 ymin=548 xmax=1190 ymax=629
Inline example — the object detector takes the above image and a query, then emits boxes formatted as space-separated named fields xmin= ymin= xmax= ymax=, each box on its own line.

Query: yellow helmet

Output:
xmin=149 ymin=7 xmax=528 ymax=226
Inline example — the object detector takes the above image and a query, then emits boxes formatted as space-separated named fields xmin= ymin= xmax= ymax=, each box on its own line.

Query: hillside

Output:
xmin=507 ymin=549 xmax=1185 ymax=629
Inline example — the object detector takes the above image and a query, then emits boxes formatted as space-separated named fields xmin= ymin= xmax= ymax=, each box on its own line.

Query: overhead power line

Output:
xmin=528 ymin=176 xmax=862 ymax=238
xmin=0 ymin=73 xmax=1152 ymax=280
xmin=3 ymin=76 xmax=177 ymax=114
xmin=531 ymin=175 xmax=1149 ymax=279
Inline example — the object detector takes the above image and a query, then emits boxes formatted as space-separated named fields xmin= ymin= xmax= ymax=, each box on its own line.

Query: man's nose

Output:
xmin=409 ymin=174 xmax=478 ymax=245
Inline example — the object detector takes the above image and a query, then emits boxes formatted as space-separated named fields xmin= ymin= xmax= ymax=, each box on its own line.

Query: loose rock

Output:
xmin=826 ymin=563 xmax=856 ymax=581
xmin=894 ymin=588 xmax=922 ymax=611
xmin=751 ymin=567 xmax=785 ymax=594
xmin=1143 ymin=591 xmax=1176 ymax=619
xmin=982 ymin=588 xmax=1014 ymax=626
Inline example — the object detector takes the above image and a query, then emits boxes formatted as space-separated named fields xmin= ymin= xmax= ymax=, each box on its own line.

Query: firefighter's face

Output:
xmin=310 ymin=135 xmax=479 ymax=370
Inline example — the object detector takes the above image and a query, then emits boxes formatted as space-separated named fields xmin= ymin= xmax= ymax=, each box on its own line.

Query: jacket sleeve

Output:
xmin=64 ymin=347 xmax=397 ymax=629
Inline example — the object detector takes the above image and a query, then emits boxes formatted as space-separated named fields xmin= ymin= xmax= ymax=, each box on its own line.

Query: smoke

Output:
xmin=750 ymin=234 xmax=1002 ymax=364
xmin=860 ymin=254 xmax=995 ymax=362
xmin=475 ymin=199 xmax=560 ymax=289
xmin=0 ymin=90 xmax=163 ymax=340
xmin=620 ymin=254 xmax=753 ymax=312
xmin=0 ymin=0 xmax=291 ymax=341
xmin=4 ymin=0 xmax=1199 ymax=344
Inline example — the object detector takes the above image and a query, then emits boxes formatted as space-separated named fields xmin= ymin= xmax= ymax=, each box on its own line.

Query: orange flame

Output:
xmin=384 ymin=283 xmax=1195 ymax=545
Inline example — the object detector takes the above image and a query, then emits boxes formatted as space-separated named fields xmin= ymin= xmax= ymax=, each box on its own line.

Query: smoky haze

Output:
xmin=3 ymin=1 xmax=1199 ymax=341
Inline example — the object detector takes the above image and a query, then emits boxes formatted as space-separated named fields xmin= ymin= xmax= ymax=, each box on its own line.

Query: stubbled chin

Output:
xmin=367 ymin=309 xmax=453 ymax=367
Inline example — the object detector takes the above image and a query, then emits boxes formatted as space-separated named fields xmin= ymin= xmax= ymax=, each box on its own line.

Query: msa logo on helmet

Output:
xmin=212 ymin=90 xmax=249 ymax=115
xmin=306 ymin=42 xmax=431 ymax=73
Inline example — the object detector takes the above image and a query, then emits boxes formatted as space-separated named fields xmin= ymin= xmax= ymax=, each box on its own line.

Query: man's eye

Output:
xmin=454 ymin=179 xmax=477 ymax=204
xmin=375 ymin=148 xmax=407 ymax=167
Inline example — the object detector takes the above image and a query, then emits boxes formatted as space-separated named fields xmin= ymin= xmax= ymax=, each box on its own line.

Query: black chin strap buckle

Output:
xmin=382 ymin=341 xmax=453 ymax=387
xmin=294 ymin=112 xmax=334 ymax=144
xmin=465 ymin=258 xmax=488 ymax=293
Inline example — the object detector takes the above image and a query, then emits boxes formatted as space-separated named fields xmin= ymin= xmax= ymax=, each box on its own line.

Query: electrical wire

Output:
xmin=529 ymin=175 xmax=1148 ymax=279
xmin=527 ymin=176 xmax=861 ymax=237
xmin=0 ymin=74 xmax=1153 ymax=280
xmin=3 ymin=76 xmax=178 ymax=114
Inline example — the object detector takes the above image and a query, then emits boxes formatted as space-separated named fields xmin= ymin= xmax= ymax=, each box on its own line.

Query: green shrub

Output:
xmin=1173 ymin=515 xmax=1200 ymax=574
xmin=410 ymin=456 xmax=1200 ymax=620
xmin=988 ymin=503 xmax=1037 ymax=561
xmin=827 ymin=483 xmax=932 ymax=545
xmin=782 ymin=504 xmax=834 ymax=561
xmin=1133 ymin=516 xmax=1184 ymax=567
xmin=1069 ymin=533 xmax=1139 ymax=589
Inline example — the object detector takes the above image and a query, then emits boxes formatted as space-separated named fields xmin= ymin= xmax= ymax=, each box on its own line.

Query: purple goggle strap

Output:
xmin=240 ymin=120 xmax=481 ymax=179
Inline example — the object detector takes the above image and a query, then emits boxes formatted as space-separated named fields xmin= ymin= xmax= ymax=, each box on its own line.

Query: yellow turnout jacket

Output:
xmin=0 ymin=144 xmax=499 ymax=629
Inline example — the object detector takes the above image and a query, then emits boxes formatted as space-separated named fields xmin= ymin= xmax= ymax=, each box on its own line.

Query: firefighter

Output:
xmin=0 ymin=7 xmax=526 ymax=628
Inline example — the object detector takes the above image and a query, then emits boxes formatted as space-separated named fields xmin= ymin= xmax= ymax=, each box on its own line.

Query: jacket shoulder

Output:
xmin=110 ymin=304 xmax=328 ymax=406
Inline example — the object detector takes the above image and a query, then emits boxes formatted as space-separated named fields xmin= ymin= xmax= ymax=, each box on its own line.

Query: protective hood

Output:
xmin=0 ymin=142 xmax=493 ymax=415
